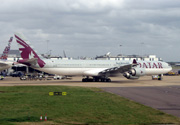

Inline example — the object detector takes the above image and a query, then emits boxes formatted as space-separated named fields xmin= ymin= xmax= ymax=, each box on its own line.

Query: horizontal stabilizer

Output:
xmin=18 ymin=58 xmax=38 ymax=66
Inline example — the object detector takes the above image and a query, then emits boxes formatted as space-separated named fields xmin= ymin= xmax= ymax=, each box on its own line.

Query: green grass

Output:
xmin=0 ymin=86 xmax=179 ymax=125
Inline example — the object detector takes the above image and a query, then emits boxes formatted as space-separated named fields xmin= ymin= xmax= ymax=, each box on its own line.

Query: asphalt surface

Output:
xmin=101 ymin=86 xmax=180 ymax=117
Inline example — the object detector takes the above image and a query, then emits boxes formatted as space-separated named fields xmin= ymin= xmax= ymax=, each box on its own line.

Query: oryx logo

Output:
xmin=15 ymin=34 xmax=46 ymax=68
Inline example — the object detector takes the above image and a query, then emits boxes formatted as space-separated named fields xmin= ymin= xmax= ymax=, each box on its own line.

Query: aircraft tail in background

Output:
xmin=0 ymin=37 xmax=13 ymax=60
xmin=14 ymin=32 xmax=46 ymax=68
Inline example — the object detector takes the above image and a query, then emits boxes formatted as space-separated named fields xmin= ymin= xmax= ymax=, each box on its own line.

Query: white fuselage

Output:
xmin=31 ymin=59 xmax=172 ymax=77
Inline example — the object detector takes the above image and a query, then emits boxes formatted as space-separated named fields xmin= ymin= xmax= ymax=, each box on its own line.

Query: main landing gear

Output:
xmin=82 ymin=77 xmax=111 ymax=82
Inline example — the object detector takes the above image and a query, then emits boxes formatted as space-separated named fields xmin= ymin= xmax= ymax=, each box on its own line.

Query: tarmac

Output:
xmin=0 ymin=76 xmax=180 ymax=117
xmin=101 ymin=86 xmax=180 ymax=117
xmin=0 ymin=76 xmax=180 ymax=87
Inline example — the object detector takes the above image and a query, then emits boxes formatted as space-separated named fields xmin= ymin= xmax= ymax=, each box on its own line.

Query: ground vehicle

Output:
xmin=152 ymin=75 xmax=158 ymax=80
xmin=0 ymin=75 xmax=4 ymax=80
xmin=168 ymin=71 xmax=175 ymax=76
xmin=11 ymin=71 xmax=24 ymax=77
xmin=54 ymin=75 xmax=61 ymax=80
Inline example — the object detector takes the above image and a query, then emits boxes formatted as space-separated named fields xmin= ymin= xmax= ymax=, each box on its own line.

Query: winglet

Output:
xmin=14 ymin=32 xmax=46 ymax=68
xmin=132 ymin=59 xmax=138 ymax=67
xmin=133 ymin=59 xmax=137 ymax=64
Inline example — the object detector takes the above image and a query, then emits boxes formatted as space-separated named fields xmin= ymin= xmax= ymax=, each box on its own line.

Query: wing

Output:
xmin=99 ymin=59 xmax=138 ymax=76
xmin=98 ymin=64 xmax=131 ymax=76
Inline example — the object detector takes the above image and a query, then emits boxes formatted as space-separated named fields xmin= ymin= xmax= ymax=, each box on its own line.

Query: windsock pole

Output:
xmin=45 ymin=114 xmax=47 ymax=121
xmin=40 ymin=115 xmax=42 ymax=121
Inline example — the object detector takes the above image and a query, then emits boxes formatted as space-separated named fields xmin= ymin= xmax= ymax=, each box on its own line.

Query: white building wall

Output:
xmin=96 ymin=55 xmax=160 ymax=61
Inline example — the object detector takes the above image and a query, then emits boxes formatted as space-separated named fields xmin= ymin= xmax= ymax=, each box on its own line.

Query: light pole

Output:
xmin=141 ymin=42 xmax=144 ymax=55
xmin=46 ymin=40 xmax=49 ymax=54
xmin=49 ymin=50 xmax=52 ymax=56
xmin=119 ymin=45 xmax=122 ymax=56
xmin=140 ymin=42 xmax=144 ymax=60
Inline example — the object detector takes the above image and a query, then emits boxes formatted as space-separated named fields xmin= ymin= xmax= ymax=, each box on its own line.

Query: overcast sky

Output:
xmin=0 ymin=0 xmax=180 ymax=61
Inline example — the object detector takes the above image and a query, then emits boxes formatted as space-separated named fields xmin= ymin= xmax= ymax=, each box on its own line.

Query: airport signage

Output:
xmin=49 ymin=92 xmax=67 ymax=96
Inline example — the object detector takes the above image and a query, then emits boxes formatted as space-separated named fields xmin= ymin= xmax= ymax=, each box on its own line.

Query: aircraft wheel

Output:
xmin=100 ymin=78 xmax=105 ymax=82
xmin=106 ymin=78 xmax=111 ymax=82
xmin=93 ymin=77 xmax=100 ymax=82
xmin=82 ymin=78 xmax=86 ymax=82
xmin=88 ymin=78 xmax=93 ymax=82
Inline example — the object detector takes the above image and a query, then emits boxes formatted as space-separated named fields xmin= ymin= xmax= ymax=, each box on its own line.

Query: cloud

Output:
xmin=0 ymin=0 xmax=179 ymax=61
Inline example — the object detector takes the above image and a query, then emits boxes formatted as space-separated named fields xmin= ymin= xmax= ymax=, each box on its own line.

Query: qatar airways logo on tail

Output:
xmin=29 ymin=51 xmax=35 ymax=59
xmin=15 ymin=34 xmax=46 ymax=68
xmin=138 ymin=62 xmax=163 ymax=69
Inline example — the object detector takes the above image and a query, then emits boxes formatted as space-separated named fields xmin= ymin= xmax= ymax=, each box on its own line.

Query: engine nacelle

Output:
xmin=123 ymin=68 xmax=146 ymax=79
xmin=129 ymin=68 xmax=146 ymax=76
xmin=128 ymin=75 xmax=139 ymax=80
xmin=123 ymin=72 xmax=139 ymax=79
xmin=123 ymin=72 xmax=130 ymax=78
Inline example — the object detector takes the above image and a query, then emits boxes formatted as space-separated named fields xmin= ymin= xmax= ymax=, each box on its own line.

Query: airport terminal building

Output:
xmin=95 ymin=54 xmax=162 ymax=61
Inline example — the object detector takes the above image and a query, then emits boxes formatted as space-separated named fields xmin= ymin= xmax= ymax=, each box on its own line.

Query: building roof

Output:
xmin=8 ymin=50 xmax=20 ymax=57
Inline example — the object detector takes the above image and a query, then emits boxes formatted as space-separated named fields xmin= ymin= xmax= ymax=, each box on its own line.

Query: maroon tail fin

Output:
xmin=14 ymin=33 xmax=46 ymax=68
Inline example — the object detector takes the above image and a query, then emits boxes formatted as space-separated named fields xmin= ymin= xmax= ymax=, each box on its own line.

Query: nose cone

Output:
xmin=169 ymin=65 xmax=172 ymax=72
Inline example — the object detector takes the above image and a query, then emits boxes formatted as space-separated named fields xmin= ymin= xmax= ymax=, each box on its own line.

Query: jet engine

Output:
xmin=123 ymin=68 xmax=146 ymax=79
xmin=129 ymin=68 xmax=146 ymax=76
xmin=123 ymin=72 xmax=139 ymax=79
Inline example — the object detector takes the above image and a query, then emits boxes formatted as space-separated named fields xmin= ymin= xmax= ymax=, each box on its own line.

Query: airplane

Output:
xmin=14 ymin=32 xmax=172 ymax=82
xmin=0 ymin=37 xmax=14 ymax=72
